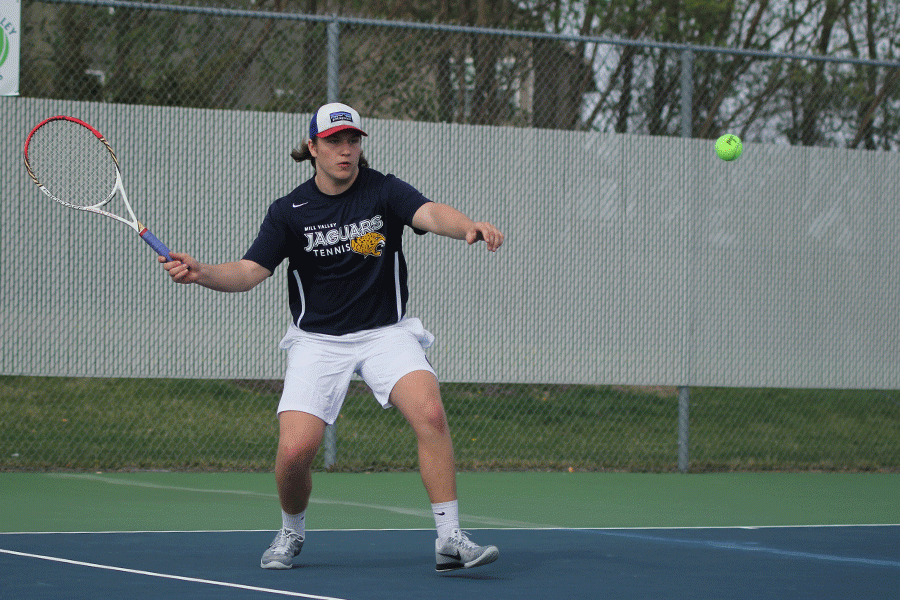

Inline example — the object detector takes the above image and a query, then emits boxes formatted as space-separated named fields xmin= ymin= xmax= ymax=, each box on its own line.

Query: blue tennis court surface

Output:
xmin=2 ymin=526 xmax=897 ymax=599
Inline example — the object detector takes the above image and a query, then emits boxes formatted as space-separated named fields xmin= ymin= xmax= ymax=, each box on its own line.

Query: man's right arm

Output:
xmin=159 ymin=253 xmax=272 ymax=292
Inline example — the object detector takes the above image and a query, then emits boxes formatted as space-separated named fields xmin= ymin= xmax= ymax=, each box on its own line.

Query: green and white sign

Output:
xmin=0 ymin=0 xmax=21 ymax=96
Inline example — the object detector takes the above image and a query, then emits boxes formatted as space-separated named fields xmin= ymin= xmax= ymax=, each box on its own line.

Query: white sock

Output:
xmin=432 ymin=500 xmax=459 ymax=538
xmin=282 ymin=510 xmax=306 ymax=537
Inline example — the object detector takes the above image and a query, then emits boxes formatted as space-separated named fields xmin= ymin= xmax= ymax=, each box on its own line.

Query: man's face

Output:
xmin=309 ymin=130 xmax=362 ymax=188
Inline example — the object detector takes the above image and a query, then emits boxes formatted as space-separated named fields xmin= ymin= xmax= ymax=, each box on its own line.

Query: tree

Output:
xmin=51 ymin=6 xmax=102 ymax=102
xmin=18 ymin=0 xmax=900 ymax=149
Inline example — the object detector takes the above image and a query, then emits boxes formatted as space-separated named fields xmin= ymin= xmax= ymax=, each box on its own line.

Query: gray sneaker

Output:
xmin=260 ymin=528 xmax=304 ymax=569
xmin=435 ymin=529 xmax=499 ymax=572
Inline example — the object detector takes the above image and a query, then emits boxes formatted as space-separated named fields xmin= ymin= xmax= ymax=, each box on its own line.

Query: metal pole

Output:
xmin=326 ymin=17 xmax=340 ymax=103
xmin=680 ymin=49 xmax=693 ymax=138
xmin=322 ymin=16 xmax=340 ymax=470
xmin=323 ymin=423 xmax=337 ymax=470
xmin=677 ymin=49 xmax=693 ymax=473
xmin=678 ymin=386 xmax=690 ymax=473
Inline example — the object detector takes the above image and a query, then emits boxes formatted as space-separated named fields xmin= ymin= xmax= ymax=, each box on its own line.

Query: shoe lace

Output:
xmin=449 ymin=529 xmax=479 ymax=550
xmin=270 ymin=527 xmax=302 ymax=550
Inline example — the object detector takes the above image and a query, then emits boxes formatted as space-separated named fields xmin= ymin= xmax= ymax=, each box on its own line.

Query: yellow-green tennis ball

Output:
xmin=715 ymin=134 xmax=743 ymax=161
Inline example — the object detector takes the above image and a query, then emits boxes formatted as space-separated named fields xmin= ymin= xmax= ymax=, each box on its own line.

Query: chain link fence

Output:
xmin=3 ymin=377 xmax=899 ymax=472
xmin=19 ymin=0 xmax=900 ymax=147
xmin=2 ymin=0 xmax=899 ymax=473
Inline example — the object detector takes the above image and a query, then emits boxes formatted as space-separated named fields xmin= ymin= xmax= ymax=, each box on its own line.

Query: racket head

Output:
xmin=23 ymin=116 xmax=120 ymax=210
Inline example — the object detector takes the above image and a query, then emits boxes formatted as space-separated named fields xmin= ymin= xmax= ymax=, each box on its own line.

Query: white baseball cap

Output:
xmin=309 ymin=102 xmax=368 ymax=138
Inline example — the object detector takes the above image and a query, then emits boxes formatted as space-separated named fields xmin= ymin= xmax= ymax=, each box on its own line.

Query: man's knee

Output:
xmin=419 ymin=398 xmax=449 ymax=436
xmin=391 ymin=371 xmax=449 ymax=434
xmin=277 ymin=411 xmax=327 ymax=467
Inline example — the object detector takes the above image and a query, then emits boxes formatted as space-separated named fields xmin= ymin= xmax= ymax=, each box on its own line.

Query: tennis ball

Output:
xmin=715 ymin=134 xmax=743 ymax=161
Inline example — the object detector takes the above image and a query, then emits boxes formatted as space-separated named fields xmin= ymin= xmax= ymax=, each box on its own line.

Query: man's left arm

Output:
xmin=411 ymin=202 xmax=504 ymax=252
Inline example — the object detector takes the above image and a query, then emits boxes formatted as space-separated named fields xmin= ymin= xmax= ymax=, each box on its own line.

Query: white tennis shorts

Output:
xmin=276 ymin=317 xmax=436 ymax=424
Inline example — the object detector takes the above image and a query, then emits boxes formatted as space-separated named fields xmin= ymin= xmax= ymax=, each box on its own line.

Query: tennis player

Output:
xmin=159 ymin=103 xmax=503 ymax=572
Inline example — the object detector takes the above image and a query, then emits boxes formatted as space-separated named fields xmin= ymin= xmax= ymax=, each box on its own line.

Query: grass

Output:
xmin=1 ymin=376 xmax=898 ymax=472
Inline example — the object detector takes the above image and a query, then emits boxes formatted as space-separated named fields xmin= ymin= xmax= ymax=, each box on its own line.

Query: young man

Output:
xmin=160 ymin=103 xmax=503 ymax=572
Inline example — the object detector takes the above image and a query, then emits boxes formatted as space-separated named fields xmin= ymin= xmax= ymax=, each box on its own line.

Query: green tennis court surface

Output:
xmin=1 ymin=472 xmax=898 ymax=531
xmin=1 ymin=472 xmax=898 ymax=599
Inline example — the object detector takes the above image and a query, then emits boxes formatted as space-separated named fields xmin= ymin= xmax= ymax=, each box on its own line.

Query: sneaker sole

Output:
xmin=260 ymin=559 xmax=295 ymax=570
xmin=436 ymin=546 xmax=499 ymax=572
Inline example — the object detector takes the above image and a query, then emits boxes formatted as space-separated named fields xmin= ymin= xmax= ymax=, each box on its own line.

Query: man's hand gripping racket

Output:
xmin=23 ymin=116 xmax=171 ymax=260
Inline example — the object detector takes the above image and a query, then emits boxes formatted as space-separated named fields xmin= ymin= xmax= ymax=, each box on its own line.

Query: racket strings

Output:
xmin=26 ymin=119 xmax=119 ymax=208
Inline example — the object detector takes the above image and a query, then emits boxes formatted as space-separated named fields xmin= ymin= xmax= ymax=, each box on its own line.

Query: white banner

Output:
xmin=0 ymin=0 xmax=21 ymax=96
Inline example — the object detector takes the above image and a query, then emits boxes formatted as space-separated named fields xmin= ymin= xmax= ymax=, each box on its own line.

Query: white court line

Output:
xmin=1 ymin=524 xmax=898 ymax=536
xmin=0 ymin=548 xmax=347 ymax=600
xmin=576 ymin=528 xmax=900 ymax=569
xmin=555 ymin=523 xmax=900 ymax=530
xmin=47 ymin=473 xmax=545 ymax=529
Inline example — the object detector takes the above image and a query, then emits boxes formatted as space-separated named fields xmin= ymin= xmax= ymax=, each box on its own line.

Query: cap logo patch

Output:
xmin=329 ymin=111 xmax=353 ymax=123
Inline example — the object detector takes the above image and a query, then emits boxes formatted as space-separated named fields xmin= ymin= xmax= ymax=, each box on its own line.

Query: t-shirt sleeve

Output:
xmin=384 ymin=175 xmax=432 ymax=235
xmin=242 ymin=202 xmax=290 ymax=273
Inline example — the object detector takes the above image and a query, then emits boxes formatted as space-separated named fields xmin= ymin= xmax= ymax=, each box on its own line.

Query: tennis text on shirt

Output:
xmin=303 ymin=215 xmax=384 ymax=256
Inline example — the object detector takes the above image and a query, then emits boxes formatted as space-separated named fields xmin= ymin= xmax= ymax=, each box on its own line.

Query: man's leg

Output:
xmin=389 ymin=370 xmax=499 ymax=572
xmin=261 ymin=410 xmax=326 ymax=570
xmin=276 ymin=410 xmax=327 ymax=514
xmin=388 ymin=370 xmax=457 ymax=503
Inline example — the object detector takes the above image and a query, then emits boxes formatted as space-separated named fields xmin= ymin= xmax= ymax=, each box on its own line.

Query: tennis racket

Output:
xmin=23 ymin=115 xmax=171 ymax=260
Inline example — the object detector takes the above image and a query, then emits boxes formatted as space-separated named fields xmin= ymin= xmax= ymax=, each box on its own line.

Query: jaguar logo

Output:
xmin=350 ymin=232 xmax=385 ymax=258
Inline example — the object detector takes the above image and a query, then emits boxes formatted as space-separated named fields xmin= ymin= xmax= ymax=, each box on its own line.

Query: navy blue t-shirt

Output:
xmin=243 ymin=168 xmax=431 ymax=335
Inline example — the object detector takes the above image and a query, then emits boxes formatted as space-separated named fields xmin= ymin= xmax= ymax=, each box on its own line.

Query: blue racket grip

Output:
xmin=140 ymin=228 xmax=172 ymax=261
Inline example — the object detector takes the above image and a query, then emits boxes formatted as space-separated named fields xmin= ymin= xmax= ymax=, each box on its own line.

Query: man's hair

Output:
xmin=290 ymin=140 xmax=369 ymax=170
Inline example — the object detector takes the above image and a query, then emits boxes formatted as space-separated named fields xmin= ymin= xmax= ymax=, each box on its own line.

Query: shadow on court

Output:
xmin=1 ymin=527 xmax=898 ymax=600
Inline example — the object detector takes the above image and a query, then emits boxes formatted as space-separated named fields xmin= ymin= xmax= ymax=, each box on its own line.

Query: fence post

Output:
xmin=326 ymin=17 xmax=340 ymax=104
xmin=321 ymin=15 xmax=340 ymax=471
xmin=678 ymin=48 xmax=693 ymax=474
xmin=678 ymin=386 xmax=690 ymax=472
xmin=680 ymin=49 xmax=693 ymax=138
